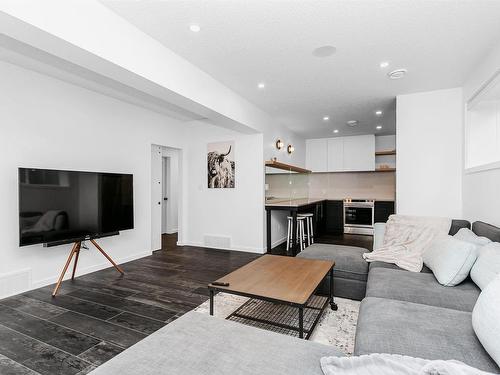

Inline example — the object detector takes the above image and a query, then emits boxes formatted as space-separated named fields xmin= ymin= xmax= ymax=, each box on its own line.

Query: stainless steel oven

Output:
xmin=343 ymin=199 xmax=374 ymax=235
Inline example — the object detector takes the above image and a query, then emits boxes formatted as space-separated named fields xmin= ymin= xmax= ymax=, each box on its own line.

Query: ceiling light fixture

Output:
xmin=376 ymin=125 xmax=382 ymax=130
xmin=323 ymin=116 xmax=330 ymax=121
xmin=333 ymin=129 xmax=339 ymax=134
xmin=346 ymin=120 xmax=358 ymax=126
xmin=375 ymin=110 xmax=383 ymax=116
xmin=388 ymin=68 xmax=407 ymax=79
xmin=380 ymin=61 xmax=389 ymax=68
xmin=312 ymin=45 xmax=337 ymax=58
xmin=287 ymin=144 xmax=295 ymax=154
xmin=189 ymin=24 xmax=201 ymax=32
xmin=257 ymin=82 xmax=266 ymax=89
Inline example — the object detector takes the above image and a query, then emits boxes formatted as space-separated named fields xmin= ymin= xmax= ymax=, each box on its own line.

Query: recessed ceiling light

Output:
xmin=375 ymin=110 xmax=383 ymax=116
xmin=333 ymin=129 xmax=339 ymax=133
xmin=323 ymin=116 xmax=330 ymax=121
xmin=388 ymin=68 xmax=407 ymax=79
xmin=376 ymin=125 xmax=383 ymax=130
xmin=257 ymin=82 xmax=266 ymax=89
xmin=312 ymin=45 xmax=337 ymax=58
xmin=189 ymin=24 xmax=201 ymax=32
xmin=346 ymin=120 xmax=358 ymax=126
xmin=380 ymin=61 xmax=389 ymax=68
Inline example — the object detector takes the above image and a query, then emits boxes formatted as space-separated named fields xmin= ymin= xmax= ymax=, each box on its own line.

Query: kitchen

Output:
xmin=265 ymin=134 xmax=396 ymax=254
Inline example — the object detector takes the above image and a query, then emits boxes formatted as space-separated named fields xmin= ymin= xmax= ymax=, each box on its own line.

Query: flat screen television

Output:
xmin=18 ymin=168 xmax=133 ymax=247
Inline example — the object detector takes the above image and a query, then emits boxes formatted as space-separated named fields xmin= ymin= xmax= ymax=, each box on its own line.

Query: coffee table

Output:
xmin=208 ymin=254 xmax=336 ymax=339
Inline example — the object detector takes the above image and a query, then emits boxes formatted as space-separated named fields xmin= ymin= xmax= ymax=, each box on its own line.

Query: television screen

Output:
xmin=18 ymin=168 xmax=133 ymax=246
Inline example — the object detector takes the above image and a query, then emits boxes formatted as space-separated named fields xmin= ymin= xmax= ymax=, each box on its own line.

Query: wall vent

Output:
xmin=203 ymin=235 xmax=231 ymax=249
xmin=0 ymin=269 xmax=32 ymax=299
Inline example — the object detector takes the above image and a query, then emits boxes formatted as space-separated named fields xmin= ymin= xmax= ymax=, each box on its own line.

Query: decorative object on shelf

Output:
xmin=287 ymin=144 xmax=295 ymax=154
xmin=207 ymin=141 xmax=235 ymax=188
xmin=275 ymin=139 xmax=284 ymax=150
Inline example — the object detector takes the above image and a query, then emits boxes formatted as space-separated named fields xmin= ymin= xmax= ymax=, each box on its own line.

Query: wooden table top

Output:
xmin=210 ymin=255 xmax=334 ymax=306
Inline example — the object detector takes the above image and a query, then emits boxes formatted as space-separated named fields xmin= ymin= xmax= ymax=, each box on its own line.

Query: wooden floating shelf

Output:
xmin=375 ymin=168 xmax=396 ymax=172
xmin=375 ymin=150 xmax=396 ymax=156
xmin=265 ymin=160 xmax=311 ymax=174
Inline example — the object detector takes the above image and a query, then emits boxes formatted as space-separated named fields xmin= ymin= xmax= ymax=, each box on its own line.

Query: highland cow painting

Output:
xmin=207 ymin=141 xmax=235 ymax=188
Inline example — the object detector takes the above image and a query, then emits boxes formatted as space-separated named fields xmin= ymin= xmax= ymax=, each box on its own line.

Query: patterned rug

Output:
xmin=194 ymin=293 xmax=360 ymax=355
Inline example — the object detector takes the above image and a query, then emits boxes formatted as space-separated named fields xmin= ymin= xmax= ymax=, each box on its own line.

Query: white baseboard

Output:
xmin=177 ymin=241 xmax=265 ymax=254
xmin=31 ymin=251 xmax=152 ymax=290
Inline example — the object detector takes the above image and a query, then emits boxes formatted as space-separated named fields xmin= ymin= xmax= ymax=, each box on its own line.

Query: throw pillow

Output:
xmin=423 ymin=235 xmax=478 ymax=286
xmin=320 ymin=353 xmax=493 ymax=375
xmin=472 ymin=274 xmax=500 ymax=368
xmin=454 ymin=228 xmax=491 ymax=246
xmin=470 ymin=242 xmax=500 ymax=290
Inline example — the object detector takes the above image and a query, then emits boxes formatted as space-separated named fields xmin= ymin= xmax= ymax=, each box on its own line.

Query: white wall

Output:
xmin=396 ymin=88 xmax=463 ymax=218
xmin=181 ymin=121 xmax=265 ymax=253
xmin=462 ymin=40 xmax=500 ymax=226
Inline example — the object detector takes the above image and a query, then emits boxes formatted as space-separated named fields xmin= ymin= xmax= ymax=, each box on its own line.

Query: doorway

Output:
xmin=151 ymin=145 xmax=181 ymax=252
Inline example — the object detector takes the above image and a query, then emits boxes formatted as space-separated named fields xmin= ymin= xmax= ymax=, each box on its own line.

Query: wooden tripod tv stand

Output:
xmin=52 ymin=239 xmax=124 ymax=297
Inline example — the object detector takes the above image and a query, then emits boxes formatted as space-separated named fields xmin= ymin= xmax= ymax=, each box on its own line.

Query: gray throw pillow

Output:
xmin=472 ymin=274 xmax=500 ymax=368
xmin=423 ymin=235 xmax=478 ymax=286
xmin=470 ymin=242 xmax=500 ymax=290
xmin=454 ymin=228 xmax=491 ymax=246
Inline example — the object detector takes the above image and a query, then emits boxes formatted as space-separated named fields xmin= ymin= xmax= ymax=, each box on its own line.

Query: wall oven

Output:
xmin=343 ymin=199 xmax=374 ymax=235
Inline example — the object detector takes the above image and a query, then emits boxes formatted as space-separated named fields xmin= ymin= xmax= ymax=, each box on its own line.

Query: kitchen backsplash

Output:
xmin=265 ymin=171 xmax=396 ymax=200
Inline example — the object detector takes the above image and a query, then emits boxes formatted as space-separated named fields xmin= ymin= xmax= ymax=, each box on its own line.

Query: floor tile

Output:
xmin=0 ymin=295 xmax=67 ymax=320
xmin=77 ymin=342 xmax=124 ymax=366
xmin=107 ymin=312 xmax=165 ymax=335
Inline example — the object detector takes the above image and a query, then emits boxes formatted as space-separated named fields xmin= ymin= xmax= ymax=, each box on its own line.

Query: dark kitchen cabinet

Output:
xmin=374 ymin=201 xmax=395 ymax=224
xmin=325 ymin=200 xmax=344 ymax=234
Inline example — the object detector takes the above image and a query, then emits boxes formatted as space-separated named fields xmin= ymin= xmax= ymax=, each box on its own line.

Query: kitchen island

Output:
xmin=265 ymin=198 xmax=325 ymax=255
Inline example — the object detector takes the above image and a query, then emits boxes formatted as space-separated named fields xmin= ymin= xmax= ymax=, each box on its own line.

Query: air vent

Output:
xmin=204 ymin=235 xmax=231 ymax=249
xmin=0 ymin=269 xmax=32 ymax=299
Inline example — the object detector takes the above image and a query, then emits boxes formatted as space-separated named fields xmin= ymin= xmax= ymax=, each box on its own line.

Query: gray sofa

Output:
xmin=90 ymin=220 xmax=500 ymax=374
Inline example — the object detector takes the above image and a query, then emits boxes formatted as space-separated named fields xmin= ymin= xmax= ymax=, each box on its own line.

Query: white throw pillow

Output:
xmin=454 ymin=228 xmax=491 ymax=246
xmin=470 ymin=242 xmax=500 ymax=290
xmin=423 ymin=235 xmax=478 ymax=286
xmin=472 ymin=274 xmax=500 ymax=368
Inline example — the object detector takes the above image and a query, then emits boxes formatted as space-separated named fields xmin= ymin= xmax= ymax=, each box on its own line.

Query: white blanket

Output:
xmin=363 ymin=215 xmax=451 ymax=272
xmin=320 ymin=354 xmax=496 ymax=375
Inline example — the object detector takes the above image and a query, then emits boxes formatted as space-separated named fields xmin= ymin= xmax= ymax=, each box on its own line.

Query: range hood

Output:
xmin=265 ymin=159 xmax=311 ymax=174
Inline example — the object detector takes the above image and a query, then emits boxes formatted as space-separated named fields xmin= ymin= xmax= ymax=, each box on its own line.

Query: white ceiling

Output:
xmin=101 ymin=0 xmax=500 ymax=139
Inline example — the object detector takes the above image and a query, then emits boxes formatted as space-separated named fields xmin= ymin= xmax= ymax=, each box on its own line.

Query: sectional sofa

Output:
xmin=90 ymin=220 xmax=500 ymax=374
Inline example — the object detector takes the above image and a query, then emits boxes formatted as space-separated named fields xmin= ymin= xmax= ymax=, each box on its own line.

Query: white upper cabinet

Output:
xmin=327 ymin=138 xmax=344 ymax=172
xmin=306 ymin=135 xmax=375 ymax=172
xmin=305 ymin=139 xmax=328 ymax=172
xmin=343 ymin=135 xmax=375 ymax=171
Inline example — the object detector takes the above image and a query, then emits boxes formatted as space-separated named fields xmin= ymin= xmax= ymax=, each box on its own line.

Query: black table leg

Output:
xmin=266 ymin=209 xmax=272 ymax=253
xmin=298 ymin=306 xmax=304 ymax=339
xmin=291 ymin=210 xmax=297 ymax=256
xmin=209 ymin=289 xmax=214 ymax=315
xmin=329 ymin=268 xmax=338 ymax=311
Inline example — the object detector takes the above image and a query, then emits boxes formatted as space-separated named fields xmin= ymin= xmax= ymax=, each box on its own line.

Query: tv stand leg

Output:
xmin=90 ymin=239 xmax=125 ymax=275
xmin=52 ymin=242 xmax=80 ymax=297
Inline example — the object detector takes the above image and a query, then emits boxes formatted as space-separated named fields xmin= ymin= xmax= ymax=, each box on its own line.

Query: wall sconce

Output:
xmin=275 ymin=139 xmax=284 ymax=150
xmin=287 ymin=144 xmax=295 ymax=154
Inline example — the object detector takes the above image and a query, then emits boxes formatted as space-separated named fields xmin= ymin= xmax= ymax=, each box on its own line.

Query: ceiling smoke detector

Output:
xmin=312 ymin=45 xmax=337 ymax=58
xmin=388 ymin=69 xmax=407 ymax=80
xmin=346 ymin=120 xmax=358 ymax=127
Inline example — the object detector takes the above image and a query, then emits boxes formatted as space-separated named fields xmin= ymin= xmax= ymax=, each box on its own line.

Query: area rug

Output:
xmin=194 ymin=293 xmax=360 ymax=355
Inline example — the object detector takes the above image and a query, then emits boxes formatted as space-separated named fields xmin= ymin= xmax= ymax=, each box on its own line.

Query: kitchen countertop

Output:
xmin=265 ymin=197 xmax=325 ymax=208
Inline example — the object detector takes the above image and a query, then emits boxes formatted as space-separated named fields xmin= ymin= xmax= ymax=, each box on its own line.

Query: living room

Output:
xmin=1 ymin=1 xmax=500 ymax=374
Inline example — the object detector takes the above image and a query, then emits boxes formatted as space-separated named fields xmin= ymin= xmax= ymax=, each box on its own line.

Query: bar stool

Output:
xmin=298 ymin=213 xmax=314 ymax=246
xmin=287 ymin=216 xmax=306 ymax=253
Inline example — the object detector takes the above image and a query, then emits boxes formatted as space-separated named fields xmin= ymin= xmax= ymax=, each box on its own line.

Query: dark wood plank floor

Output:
xmin=0 ymin=234 xmax=259 ymax=375
xmin=0 ymin=233 xmax=369 ymax=374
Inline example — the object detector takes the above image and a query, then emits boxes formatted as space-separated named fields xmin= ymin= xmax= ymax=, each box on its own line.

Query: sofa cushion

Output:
xmin=354 ymin=297 xmax=499 ymax=373
xmin=472 ymin=221 xmax=500 ymax=242
xmin=298 ymin=244 xmax=369 ymax=282
xmin=473 ymin=274 xmax=500 ymax=368
xmin=454 ymin=228 xmax=492 ymax=246
xmin=89 ymin=311 xmax=342 ymax=375
xmin=470 ymin=242 xmax=500 ymax=290
xmin=423 ymin=235 xmax=478 ymax=286
xmin=365 ymin=267 xmax=480 ymax=312
xmin=369 ymin=261 xmax=432 ymax=274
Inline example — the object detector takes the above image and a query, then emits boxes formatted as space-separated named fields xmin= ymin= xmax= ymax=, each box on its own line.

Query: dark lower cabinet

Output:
xmin=325 ymin=200 xmax=344 ymax=235
xmin=374 ymin=201 xmax=395 ymax=224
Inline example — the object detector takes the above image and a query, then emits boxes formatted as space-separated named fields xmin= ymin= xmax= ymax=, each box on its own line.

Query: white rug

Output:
xmin=194 ymin=293 xmax=360 ymax=355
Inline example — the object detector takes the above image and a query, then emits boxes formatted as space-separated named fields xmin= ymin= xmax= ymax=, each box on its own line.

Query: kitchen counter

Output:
xmin=265 ymin=197 xmax=326 ymax=208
